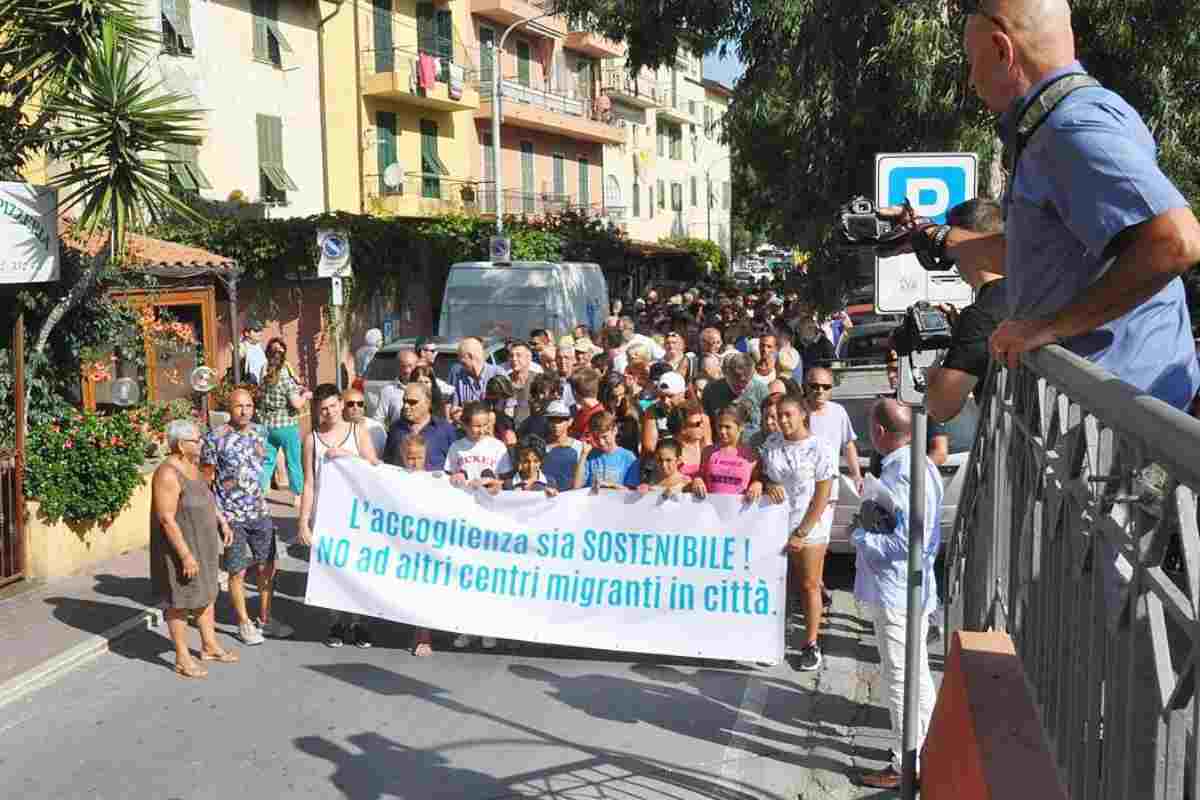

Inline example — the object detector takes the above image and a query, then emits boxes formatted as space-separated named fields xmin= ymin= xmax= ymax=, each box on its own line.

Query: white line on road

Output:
xmin=719 ymin=673 xmax=768 ymax=782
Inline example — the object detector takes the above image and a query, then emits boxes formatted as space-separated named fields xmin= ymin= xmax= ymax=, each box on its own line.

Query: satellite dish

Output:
xmin=383 ymin=163 xmax=404 ymax=189
xmin=111 ymin=378 xmax=140 ymax=407
xmin=190 ymin=366 xmax=216 ymax=393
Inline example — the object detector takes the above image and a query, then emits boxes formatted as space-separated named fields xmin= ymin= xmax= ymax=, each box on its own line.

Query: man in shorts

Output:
xmin=201 ymin=388 xmax=293 ymax=645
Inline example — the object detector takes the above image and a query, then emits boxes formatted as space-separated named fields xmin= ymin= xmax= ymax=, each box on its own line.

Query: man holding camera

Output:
xmin=905 ymin=0 xmax=1200 ymax=410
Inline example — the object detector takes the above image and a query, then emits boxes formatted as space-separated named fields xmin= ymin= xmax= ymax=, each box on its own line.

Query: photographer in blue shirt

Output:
xmin=906 ymin=0 xmax=1200 ymax=410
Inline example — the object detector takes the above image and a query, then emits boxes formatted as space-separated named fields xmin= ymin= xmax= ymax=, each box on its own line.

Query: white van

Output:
xmin=438 ymin=261 xmax=610 ymax=339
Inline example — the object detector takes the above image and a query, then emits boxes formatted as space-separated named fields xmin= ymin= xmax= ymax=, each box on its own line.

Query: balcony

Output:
xmin=477 ymin=79 xmax=625 ymax=145
xmin=364 ymin=174 xmax=483 ymax=218
xmin=656 ymin=99 xmax=693 ymax=125
xmin=599 ymin=67 xmax=662 ymax=108
xmin=470 ymin=0 xmax=566 ymax=38
xmin=476 ymin=190 xmax=613 ymax=219
xmin=361 ymin=46 xmax=480 ymax=112
xmin=564 ymin=31 xmax=624 ymax=59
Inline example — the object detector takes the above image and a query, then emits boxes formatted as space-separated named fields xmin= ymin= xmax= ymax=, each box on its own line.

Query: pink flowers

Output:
xmin=64 ymin=439 xmax=74 ymax=449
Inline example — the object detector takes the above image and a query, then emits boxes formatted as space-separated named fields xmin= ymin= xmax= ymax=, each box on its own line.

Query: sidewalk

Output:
xmin=0 ymin=491 xmax=301 ymax=710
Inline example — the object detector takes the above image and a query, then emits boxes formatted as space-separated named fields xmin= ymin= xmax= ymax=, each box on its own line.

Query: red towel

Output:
xmin=418 ymin=54 xmax=437 ymax=89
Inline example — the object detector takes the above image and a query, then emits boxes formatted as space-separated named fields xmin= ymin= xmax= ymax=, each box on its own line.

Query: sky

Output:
xmin=703 ymin=49 xmax=745 ymax=88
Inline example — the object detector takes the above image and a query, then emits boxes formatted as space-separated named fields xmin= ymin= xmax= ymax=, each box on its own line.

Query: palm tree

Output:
xmin=0 ymin=1 xmax=205 ymax=355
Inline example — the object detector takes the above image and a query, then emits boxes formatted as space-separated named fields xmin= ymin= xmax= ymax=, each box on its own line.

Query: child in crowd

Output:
xmin=638 ymin=440 xmax=695 ymax=497
xmin=573 ymin=411 xmax=641 ymax=490
xmin=541 ymin=400 xmax=583 ymax=490
xmin=504 ymin=436 xmax=559 ymax=497
xmin=691 ymin=407 xmax=759 ymax=498
xmin=396 ymin=434 xmax=438 ymax=657
xmin=446 ymin=401 xmax=511 ymax=494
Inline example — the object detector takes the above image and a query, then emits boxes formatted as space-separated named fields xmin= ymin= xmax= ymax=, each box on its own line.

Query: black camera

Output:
xmin=839 ymin=196 xmax=903 ymax=245
xmin=836 ymin=196 xmax=957 ymax=271
xmin=892 ymin=301 xmax=953 ymax=356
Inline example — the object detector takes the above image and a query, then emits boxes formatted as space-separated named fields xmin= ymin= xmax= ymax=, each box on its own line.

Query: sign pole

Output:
xmin=900 ymin=403 xmax=927 ymax=800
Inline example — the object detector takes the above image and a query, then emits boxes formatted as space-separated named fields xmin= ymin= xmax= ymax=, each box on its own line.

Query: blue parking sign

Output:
xmin=874 ymin=153 xmax=977 ymax=313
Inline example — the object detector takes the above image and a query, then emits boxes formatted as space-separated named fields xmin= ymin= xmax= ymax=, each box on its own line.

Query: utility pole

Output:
xmin=492 ymin=10 xmax=554 ymax=235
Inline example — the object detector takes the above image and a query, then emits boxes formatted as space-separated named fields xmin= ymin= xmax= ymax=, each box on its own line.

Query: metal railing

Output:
xmin=364 ymin=174 xmax=481 ymax=213
xmin=947 ymin=345 xmax=1200 ymax=799
xmin=599 ymin=67 xmax=663 ymax=104
xmin=360 ymin=44 xmax=479 ymax=84
xmin=475 ymin=189 xmax=612 ymax=218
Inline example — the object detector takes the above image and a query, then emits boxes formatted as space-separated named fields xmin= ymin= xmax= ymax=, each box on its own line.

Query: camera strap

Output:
xmin=1003 ymin=73 xmax=1101 ymax=175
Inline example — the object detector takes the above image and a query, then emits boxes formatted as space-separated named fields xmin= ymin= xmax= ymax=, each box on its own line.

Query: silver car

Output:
xmin=359 ymin=336 xmax=510 ymax=418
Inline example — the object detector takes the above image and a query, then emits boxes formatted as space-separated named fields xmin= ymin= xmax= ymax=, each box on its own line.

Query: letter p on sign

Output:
xmin=886 ymin=166 xmax=967 ymax=223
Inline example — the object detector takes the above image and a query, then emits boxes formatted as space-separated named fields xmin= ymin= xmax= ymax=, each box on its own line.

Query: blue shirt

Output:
xmin=449 ymin=362 xmax=502 ymax=407
xmin=852 ymin=447 xmax=942 ymax=612
xmin=383 ymin=417 xmax=459 ymax=471
xmin=1000 ymin=62 xmax=1199 ymax=409
xmin=581 ymin=447 xmax=641 ymax=488
xmin=543 ymin=441 xmax=582 ymax=490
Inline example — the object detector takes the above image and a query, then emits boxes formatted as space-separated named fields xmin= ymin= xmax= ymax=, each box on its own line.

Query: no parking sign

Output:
xmin=874 ymin=153 xmax=977 ymax=314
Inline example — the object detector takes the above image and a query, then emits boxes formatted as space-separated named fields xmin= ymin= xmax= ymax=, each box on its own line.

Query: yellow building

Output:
xmin=320 ymin=0 xmax=482 ymax=217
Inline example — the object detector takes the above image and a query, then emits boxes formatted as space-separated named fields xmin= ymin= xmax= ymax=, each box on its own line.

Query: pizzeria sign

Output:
xmin=0 ymin=182 xmax=59 ymax=284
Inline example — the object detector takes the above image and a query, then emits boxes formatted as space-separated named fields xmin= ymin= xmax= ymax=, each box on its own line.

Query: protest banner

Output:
xmin=305 ymin=459 xmax=792 ymax=663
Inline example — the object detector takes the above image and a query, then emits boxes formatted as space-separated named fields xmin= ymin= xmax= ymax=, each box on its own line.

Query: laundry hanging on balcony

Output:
xmin=408 ymin=59 xmax=419 ymax=93
xmin=448 ymin=63 xmax=465 ymax=100
xmin=417 ymin=54 xmax=438 ymax=90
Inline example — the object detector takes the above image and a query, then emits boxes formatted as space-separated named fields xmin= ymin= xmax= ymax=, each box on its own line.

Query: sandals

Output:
xmin=175 ymin=661 xmax=209 ymax=679
xmin=200 ymin=649 xmax=240 ymax=663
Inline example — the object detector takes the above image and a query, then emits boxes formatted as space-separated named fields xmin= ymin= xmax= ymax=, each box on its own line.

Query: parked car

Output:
xmin=837 ymin=321 xmax=899 ymax=364
xmin=359 ymin=336 xmax=510 ymax=418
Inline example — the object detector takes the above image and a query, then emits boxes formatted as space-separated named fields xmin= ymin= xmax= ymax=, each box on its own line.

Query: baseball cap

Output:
xmin=657 ymin=372 xmax=686 ymax=395
xmin=558 ymin=334 xmax=576 ymax=350
xmin=545 ymin=400 xmax=572 ymax=419
xmin=574 ymin=338 xmax=594 ymax=354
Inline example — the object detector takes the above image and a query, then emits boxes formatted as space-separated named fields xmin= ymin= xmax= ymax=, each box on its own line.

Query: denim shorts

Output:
xmin=226 ymin=516 xmax=277 ymax=575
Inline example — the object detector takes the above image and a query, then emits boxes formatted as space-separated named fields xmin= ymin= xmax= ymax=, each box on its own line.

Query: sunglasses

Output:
xmin=403 ymin=398 xmax=422 ymax=406
xmin=807 ymin=383 xmax=833 ymax=392
xmin=344 ymin=400 xmax=364 ymax=407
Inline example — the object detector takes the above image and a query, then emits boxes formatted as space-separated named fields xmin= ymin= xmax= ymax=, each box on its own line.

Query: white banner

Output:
xmin=305 ymin=460 xmax=792 ymax=663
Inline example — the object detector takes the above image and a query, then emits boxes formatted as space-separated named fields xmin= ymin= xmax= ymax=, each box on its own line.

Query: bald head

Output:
xmin=966 ymin=0 xmax=1076 ymax=112
xmin=872 ymin=398 xmax=912 ymax=436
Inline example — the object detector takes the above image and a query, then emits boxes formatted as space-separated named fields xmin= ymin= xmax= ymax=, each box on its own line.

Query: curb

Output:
xmin=0 ymin=607 xmax=163 ymax=711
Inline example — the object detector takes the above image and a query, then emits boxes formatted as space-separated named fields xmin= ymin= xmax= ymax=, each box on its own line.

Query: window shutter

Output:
xmin=657 ymin=179 xmax=664 ymax=208
xmin=690 ymin=176 xmax=697 ymax=207
xmin=265 ymin=0 xmax=292 ymax=53
xmin=185 ymin=144 xmax=212 ymax=189
xmin=578 ymin=158 xmax=589 ymax=207
xmin=517 ymin=41 xmax=531 ymax=87
xmin=552 ymin=153 xmax=564 ymax=197
xmin=251 ymin=0 xmax=269 ymax=60
xmin=377 ymin=111 xmax=397 ymax=194
xmin=373 ymin=0 xmax=393 ymax=72
xmin=520 ymin=141 xmax=534 ymax=210
xmin=632 ymin=182 xmax=640 ymax=217
xmin=174 ymin=0 xmax=194 ymax=49
xmin=416 ymin=3 xmax=435 ymax=55
xmin=436 ymin=10 xmax=453 ymax=64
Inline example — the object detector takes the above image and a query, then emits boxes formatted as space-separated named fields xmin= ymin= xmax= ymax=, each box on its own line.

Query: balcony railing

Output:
xmin=480 ymin=77 xmax=590 ymax=119
xmin=475 ymin=189 xmax=611 ymax=219
xmin=599 ymin=67 xmax=663 ymax=106
xmin=948 ymin=345 xmax=1200 ymax=800
xmin=364 ymin=174 xmax=482 ymax=216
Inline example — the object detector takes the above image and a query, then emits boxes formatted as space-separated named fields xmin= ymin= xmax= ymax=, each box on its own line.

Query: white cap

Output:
xmin=657 ymin=372 xmax=686 ymax=395
xmin=545 ymin=400 xmax=572 ymax=419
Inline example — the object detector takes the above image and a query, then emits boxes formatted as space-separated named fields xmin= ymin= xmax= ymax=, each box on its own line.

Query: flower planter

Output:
xmin=24 ymin=464 xmax=155 ymax=580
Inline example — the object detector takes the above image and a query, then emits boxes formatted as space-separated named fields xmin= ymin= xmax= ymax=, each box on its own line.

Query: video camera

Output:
xmin=836 ymin=196 xmax=956 ymax=271
xmin=891 ymin=301 xmax=953 ymax=356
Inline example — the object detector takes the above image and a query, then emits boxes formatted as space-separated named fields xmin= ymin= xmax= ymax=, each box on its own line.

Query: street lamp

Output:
xmin=491 ymin=10 xmax=555 ymax=235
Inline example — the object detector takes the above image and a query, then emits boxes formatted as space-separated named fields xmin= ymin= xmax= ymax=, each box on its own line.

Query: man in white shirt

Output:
xmin=804 ymin=365 xmax=865 ymax=495
xmin=372 ymin=348 xmax=418 ymax=428
xmin=618 ymin=316 xmax=665 ymax=361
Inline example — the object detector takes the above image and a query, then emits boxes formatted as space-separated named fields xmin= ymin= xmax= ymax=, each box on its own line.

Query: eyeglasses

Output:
xmin=344 ymin=401 xmax=364 ymax=407
xmin=403 ymin=398 xmax=422 ymax=406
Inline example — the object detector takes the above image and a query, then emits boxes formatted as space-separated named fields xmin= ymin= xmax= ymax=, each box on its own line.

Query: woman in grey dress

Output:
xmin=151 ymin=420 xmax=239 ymax=678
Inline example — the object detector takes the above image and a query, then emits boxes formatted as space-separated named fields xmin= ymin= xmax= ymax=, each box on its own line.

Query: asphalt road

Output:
xmin=0 ymin=545 xmax=890 ymax=800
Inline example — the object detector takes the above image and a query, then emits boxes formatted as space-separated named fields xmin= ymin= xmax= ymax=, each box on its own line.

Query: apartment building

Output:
xmin=322 ymin=0 xmax=483 ymax=217
xmin=599 ymin=51 xmax=733 ymax=255
xmin=153 ymin=0 xmax=326 ymax=216
xmin=469 ymin=0 xmax=625 ymax=219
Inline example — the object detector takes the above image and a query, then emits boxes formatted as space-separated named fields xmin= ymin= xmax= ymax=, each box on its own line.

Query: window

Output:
xmin=165 ymin=142 xmax=211 ymax=196
xmin=649 ymin=186 xmax=654 ymax=218
xmin=632 ymin=180 xmax=640 ymax=217
xmin=376 ymin=111 xmax=399 ymax=195
xmin=373 ymin=0 xmax=393 ymax=72
xmin=161 ymin=0 xmax=194 ymax=56
xmin=668 ymin=124 xmax=682 ymax=160
xmin=722 ymin=180 xmax=731 ymax=210
xmin=480 ymin=132 xmax=495 ymax=212
xmin=479 ymin=26 xmax=495 ymax=87
xmin=520 ymin=141 xmax=534 ymax=212
xmin=256 ymin=114 xmax=297 ymax=203
xmin=576 ymin=60 xmax=594 ymax=100
xmin=517 ymin=40 xmax=531 ymax=88
xmin=421 ymin=119 xmax=449 ymax=198
xmin=552 ymin=153 xmax=565 ymax=199
xmin=604 ymin=175 xmax=621 ymax=210
xmin=656 ymin=122 xmax=665 ymax=158
xmin=691 ymin=127 xmax=698 ymax=162
xmin=688 ymin=99 xmax=696 ymax=117
xmin=704 ymin=105 xmax=713 ymax=135
xmin=252 ymin=0 xmax=292 ymax=67
xmin=690 ymin=176 xmax=697 ymax=208
xmin=657 ymin=179 xmax=665 ymax=209
xmin=579 ymin=158 xmax=590 ymax=208
xmin=417 ymin=3 xmax=453 ymax=81
xmin=671 ymin=182 xmax=682 ymax=212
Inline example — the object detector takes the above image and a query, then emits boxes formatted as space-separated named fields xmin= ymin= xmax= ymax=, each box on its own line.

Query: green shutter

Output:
xmin=421 ymin=119 xmax=441 ymax=198
xmin=517 ymin=41 xmax=531 ymax=87
xmin=251 ymin=0 xmax=270 ymax=60
xmin=520 ymin=141 xmax=534 ymax=211
xmin=552 ymin=153 xmax=564 ymax=198
xmin=373 ymin=0 xmax=393 ymax=72
xmin=690 ymin=176 xmax=697 ymax=207
xmin=264 ymin=0 xmax=291 ymax=54
xmin=377 ymin=111 xmax=398 ymax=194
xmin=416 ymin=3 xmax=435 ymax=55
xmin=174 ymin=0 xmax=194 ymax=48
xmin=632 ymin=181 xmax=640 ymax=217
xmin=479 ymin=27 xmax=494 ymax=88
xmin=657 ymin=179 xmax=664 ymax=208
xmin=436 ymin=10 xmax=453 ymax=64
xmin=578 ymin=158 xmax=589 ymax=207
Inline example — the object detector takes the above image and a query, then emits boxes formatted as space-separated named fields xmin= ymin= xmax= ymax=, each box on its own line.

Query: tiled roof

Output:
xmin=61 ymin=218 xmax=237 ymax=274
xmin=702 ymin=78 xmax=735 ymax=97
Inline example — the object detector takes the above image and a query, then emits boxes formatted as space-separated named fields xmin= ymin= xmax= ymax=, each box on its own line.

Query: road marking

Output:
xmin=719 ymin=674 xmax=768 ymax=781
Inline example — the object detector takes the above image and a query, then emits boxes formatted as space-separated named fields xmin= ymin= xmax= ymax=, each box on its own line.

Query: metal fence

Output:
xmin=947 ymin=344 xmax=1200 ymax=799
